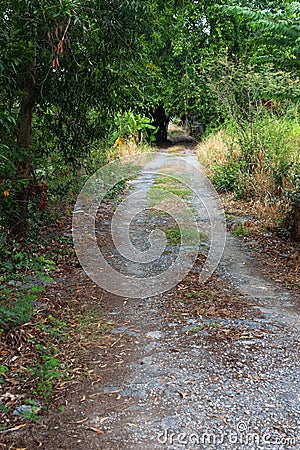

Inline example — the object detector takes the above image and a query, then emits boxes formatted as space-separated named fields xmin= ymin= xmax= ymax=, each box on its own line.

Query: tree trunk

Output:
xmin=152 ymin=105 xmax=169 ymax=142
xmin=8 ymin=75 xmax=35 ymax=238
xmin=291 ymin=201 xmax=300 ymax=242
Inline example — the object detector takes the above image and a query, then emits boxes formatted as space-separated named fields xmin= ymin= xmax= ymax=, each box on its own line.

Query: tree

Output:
xmin=0 ymin=0 xmax=151 ymax=236
xmin=216 ymin=1 xmax=300 ymax=71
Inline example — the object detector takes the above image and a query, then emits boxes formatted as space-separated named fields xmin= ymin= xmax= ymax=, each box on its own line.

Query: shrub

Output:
xmin=197 ymin=108 xmax=300 ymax=232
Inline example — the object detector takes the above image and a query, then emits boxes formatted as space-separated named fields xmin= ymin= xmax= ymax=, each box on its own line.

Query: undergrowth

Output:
xmin=197 ymin=108 xmax=300 ymax=233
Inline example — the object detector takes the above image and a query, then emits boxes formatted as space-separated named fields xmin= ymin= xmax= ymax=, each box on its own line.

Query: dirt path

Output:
xmin=6 ymin=143 xmax=300 ymax=449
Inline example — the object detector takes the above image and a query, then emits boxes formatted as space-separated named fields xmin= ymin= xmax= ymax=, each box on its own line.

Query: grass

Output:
xmin=146 ymin=172 xmax=208 ymax=246
xmin=197 ymin=130 xmax=234 ymax=172
xmin=196 ymin=112 xmax=300 ymax=233
xmin=188 ymin=323 xmax=222 ymax=333
xmin=106 ymin=140 xmax=154 ymax=161
xmin=163 ymin=225 xmax=207 ymax=245
xmin=164 ymin=226 xmax=181 ymax=245
xmin=148 ymin=174 xmax=192 ymax=206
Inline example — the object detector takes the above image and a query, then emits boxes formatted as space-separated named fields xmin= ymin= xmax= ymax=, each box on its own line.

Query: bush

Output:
xmin=197 ymin=108 xmax=300 ymax=232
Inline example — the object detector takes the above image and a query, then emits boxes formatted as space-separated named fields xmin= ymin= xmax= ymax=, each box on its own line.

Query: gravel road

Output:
xmin=7 ymin=145 xmax=299 ymax=450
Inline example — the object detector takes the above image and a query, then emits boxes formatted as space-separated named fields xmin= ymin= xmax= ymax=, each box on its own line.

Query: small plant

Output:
xmin=0 ymin=365 xmax=9 ymax=375
xmin=0 ymin=365 xmax=9 ymax=384
xmin=231 ymin=222 xmax=251 ymax=237
xmin=185 ymin=291 xmax=201 ymax=299
xmin=28 ymin=354 xmax=63 ymax=399
xmin=0 ymin=295 xmax=34 ymax=332
xmin=190 ymin=322 xmax=222 ymax=333
xmin=0 ymin=404 xmax=10 ymax=414
xmin=19 ymin=399 xmax=41 ymax=422
xmin=36 ymin=315 xmax=67 ymax=340
xmin=164 ymin=226 xmax=205 ymax=246
xmin=103 ymin=179 xmax=127 ymax=201
xmin=148 ymin=175 xmax=192 ymax=206
xmin=211 ymin=158 xmax=246 ymax=198
xmin=165 ymin=226 xmax=181 ymax=245
xmin=110 ymin=111 xmax=157 ymax=145
xmin=30 ymin=285 xmax=46 ymax=294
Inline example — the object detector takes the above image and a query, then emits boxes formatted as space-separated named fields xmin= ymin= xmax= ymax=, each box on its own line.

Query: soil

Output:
xmin=1 ymin=134 xmax=299 ymax=450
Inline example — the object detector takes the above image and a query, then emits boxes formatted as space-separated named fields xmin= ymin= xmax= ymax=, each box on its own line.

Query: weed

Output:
xmin=0 ymin=294 xmax=34 ymax=332
xmin=103 ymin=179 xmax=127 ymax=201
xmin=0 ymin=365 xmax=9 ymax=375
xmin=231 ymin=223 xmax=252 ymax=237
xmin=28 ymin=354 xmax=64 ymax=399
xmin=30 ymin=285 xmax=46 ymax=294
xmin=0 ymin=404 xmax=10 ymax=414
xmin=165 ymin=226 xmax=181 ymax=244
xmin=190 ymin=322 xmax=222 ymax=333
xmin=163 ymin=225 xmax=206 ymax=246
xmin=185 ymin=292 xmax=201 ymax=299
xmin=19 ymin=399 xmax=41 ymax=422
xmin=148 ymin=174 xmax=192 ymax=206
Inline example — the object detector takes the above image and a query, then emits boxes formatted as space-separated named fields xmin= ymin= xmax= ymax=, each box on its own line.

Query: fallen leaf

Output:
xmin=87 ymin=427 xmax=104 ymax=435
xmin=177 ymin=391 xmax=187 ymax=399
xmin=70 ymin=417 xmax=88 ymax=424
xmin=3 ymin=423 xmax=27 ymax=433
xmin=99 ymin=417 xmax=109 ymax=424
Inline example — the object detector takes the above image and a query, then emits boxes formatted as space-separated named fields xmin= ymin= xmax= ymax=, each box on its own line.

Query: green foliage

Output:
xmin=164 ymin=226 xmax=181 ymax=245
xmin=28 ymin=354 xmax=63 ymax=399
xmin=0 ymin=234 xmax=58 ymax=333
xmin=211 ymin=112 xmax=300 ymax=197
xmin=164 ymin=226 xmax=205 ymax=245
xmin=0 ymin=365 xmax=9 ymax=376
xmin=211 ymin=157 xmax=246 ymax=197
xmin=0 ymin=239 xmax=56 ymax=278
xmin=199 ymin=104 xmax=300 ymax=234
xmin=19 ymin=399 xmax=41 ymax=422
xmin=0 ymin=0 xmax=156 ymax=237
xmin=231 ymin=223 xmax=252 ymax=237
xmin=110 ymin=111 xmax=157 ymax=145
xmin=0 ymin=294 xmax=34 ymax=332
xmin=149 ymin=175 xmax=192 ymax=205
xmin=36 ymin=315 xmax=67 ymax=340
xmin=1 ymin=0 xmax=298 ymax=238
xmin=216 ymin=2 xmax=300 ymax=71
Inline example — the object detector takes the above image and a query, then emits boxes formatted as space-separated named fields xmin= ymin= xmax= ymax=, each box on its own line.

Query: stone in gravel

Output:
xmin=110 ymin=326 xmax=128 ymax=334
xmin=31 ymin=301 xmax=49 ymax=312
xmin=13 ymin=402 xmax=41 ymax=417
xmin=146 ymin=331 xmax=164 ymax=339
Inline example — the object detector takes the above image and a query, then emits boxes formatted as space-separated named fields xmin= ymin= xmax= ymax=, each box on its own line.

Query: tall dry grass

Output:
xmin=197 ymin=115 xmax=300 ymax=230
xmin=107 ymin=140 xmax=154 ymax=161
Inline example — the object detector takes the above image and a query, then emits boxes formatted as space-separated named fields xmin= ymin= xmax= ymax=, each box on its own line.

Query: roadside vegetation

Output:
xmin=197 ymin=103 xmax=300 ymax=233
